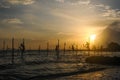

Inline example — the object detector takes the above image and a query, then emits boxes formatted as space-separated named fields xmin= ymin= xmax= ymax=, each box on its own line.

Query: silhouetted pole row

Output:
xmin=2 ymin=37 xmax=118 ymax=65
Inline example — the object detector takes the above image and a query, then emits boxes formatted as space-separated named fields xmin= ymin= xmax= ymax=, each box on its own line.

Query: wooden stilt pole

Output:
xmin=12 ymin=38 xmax=14 ymax=64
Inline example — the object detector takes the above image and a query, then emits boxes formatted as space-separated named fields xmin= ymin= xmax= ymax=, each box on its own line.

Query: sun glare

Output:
xmin=90 ymin=34 xmax=96 ymax=42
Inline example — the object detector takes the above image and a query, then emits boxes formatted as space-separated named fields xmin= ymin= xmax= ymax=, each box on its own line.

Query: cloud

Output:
xmin=2 ymin=18 xmax=23 ymax=24
xmin=51 ymin=11 xmax=80 ymax=22
xmin=104 ymin=10 xmax=120 ymax=18
xmin=55 ymin=0 xmax=120 ymax=19
xmin=88 ymin=1 xmax=120 ymax=19
xmin=95 ymin=4 xmax=110 ymax=10
xmin=0 ymin=0 xmax=35 ymax=9
xmin=65 ymin=0 xmax=90 ymax=6
xmin=108 ymin=21 xmax=120 ymax=31
xmin=5 ymin=0 xmax=35 ymax=5
xmin=77 ymin=0 xmax=90 ymax=5
xmin=56 ymin=0 xmax=64 ymax=3
xmin=96 ymin=4 xmax=120 ymax=18
xmin=56 ymin=0 xmax=90 ymax=5
xmin=0 ymin=3 xmax=10 ymax=8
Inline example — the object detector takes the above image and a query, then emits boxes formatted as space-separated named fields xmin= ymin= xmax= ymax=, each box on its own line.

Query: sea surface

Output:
xmin=0 ymin=51 xmax=120 ymax=80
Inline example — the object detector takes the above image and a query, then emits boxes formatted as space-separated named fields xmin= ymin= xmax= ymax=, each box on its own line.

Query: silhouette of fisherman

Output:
xmin=72 ymin=45 xmax=75 ymax=51
xmin=55 ymin=45 xmax=59 ymax=51
xmin=55 ymin=40 xmax=60 ymax=61
xmin=19 ymin=40 xmax=25 ymax=63
xmin=86 ymin=42 xmax=90 ymax=50
xmin=85 ymin=41 xmax=90 ymax=56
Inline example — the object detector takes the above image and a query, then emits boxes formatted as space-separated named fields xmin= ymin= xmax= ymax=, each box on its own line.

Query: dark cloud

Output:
xmin=0 ymin=0 xmax=37 ymax=18
xmin=108 ymin=21 xmax=120 ymax=31
xmin=91 ymin=0 xmax=120 ymax=10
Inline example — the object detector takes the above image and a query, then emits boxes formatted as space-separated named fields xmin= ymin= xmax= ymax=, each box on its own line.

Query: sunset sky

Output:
xmin=0 ymin=0 xmax=120 ymax=49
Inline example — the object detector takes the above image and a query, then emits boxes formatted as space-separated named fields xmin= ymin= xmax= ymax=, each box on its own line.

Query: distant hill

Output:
xmin=96 ymin=21 xmax=120 ymax=47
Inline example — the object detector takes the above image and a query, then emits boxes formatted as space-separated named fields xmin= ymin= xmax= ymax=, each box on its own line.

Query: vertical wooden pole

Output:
xmin=39 ymin=45 xmax=41 ymax=53
xmin=20 ymin=38 xmax=25 ymax=63
xmin=47 ymin=42 xmax=49 ymax=56
xmin=57 ymin=39 xmax=60 ymax=60
xmin=2 ymin=40 xmax=5 ymax=56
xmin=22 ymin=38 xmax=25 ymax=62
xmin=23 ymin=39 xmax=25 ymax=46
xmin=58 ymin=39 xmax=59 ymax=51
xmin=12 ymin=38 xmax=14 ymax=64
xmin=6 ymin=45 xmax=8 ymax=54
xmin=64 ymin=42 xmax=66 ymax=52
xmin=3 ymin=40 xmax=5 ymax=51
xmin=47 ymin=42 xmax=49 ymax=51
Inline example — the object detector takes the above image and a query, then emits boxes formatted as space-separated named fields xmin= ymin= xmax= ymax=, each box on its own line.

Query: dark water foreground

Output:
xmin=0 ymin=58 xmax=107 ymax=80
xmin=86 ymin=56 xmax=120 ymax=65
xmin=0 ymin=51 xmax=120 ymax=80
xmin=0 ymin=63 xmax=106 ymax=80
xmin=28 ymin=68 xmax=105 ymax=80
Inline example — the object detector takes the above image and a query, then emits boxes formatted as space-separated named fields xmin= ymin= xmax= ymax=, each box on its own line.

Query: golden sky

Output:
xmin=0 ymin=0 xmax=120 ymax=49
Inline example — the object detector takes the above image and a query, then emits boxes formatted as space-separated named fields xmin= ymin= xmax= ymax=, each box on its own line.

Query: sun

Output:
xmin=90 ymin=34 xmax=96 ymax=42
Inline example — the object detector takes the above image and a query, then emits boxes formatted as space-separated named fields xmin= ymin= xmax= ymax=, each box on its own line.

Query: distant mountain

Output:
xmin=96 ymin=21 xmax=120 ymax=47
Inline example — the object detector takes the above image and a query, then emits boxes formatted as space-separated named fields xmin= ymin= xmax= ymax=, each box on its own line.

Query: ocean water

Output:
xmin=0 ymin=51 xmax=120 ymax=80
